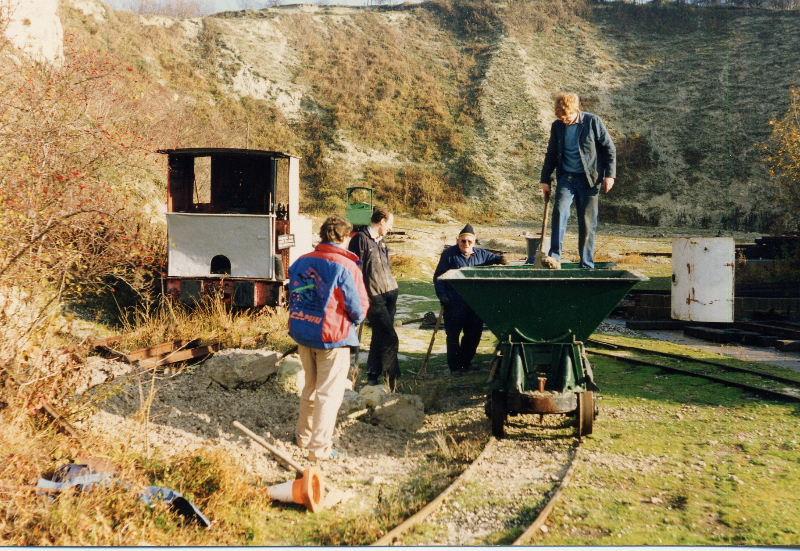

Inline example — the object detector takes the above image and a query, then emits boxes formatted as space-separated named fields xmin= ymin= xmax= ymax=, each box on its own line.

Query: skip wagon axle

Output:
xmin=485 ymin=338 xmax=598 ymax=438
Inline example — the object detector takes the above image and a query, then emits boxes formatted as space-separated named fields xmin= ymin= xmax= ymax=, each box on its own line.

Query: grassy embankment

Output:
xmin=537 ymin=333 xmax=800 ymax=545
xmin=62 ymin=1 xmax=800 ymax=228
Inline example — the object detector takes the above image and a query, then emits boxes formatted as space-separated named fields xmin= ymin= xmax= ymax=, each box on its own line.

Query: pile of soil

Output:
xmin=80 ymin=350 xmax=437 ymax=501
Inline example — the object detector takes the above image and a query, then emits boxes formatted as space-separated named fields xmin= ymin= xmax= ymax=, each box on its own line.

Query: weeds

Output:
xmin=117 ymin=294 xmax=293 ymax=353
xmin=619 ymin=252 xmax=646 ymax=267
xmin=0 ymin=415 xmax=268 ymax=545
xmin=433 ymin=431 xmax=454 ymax=460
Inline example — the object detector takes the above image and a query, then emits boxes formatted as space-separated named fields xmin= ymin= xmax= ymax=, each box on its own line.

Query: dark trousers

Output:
xmin=443 ymin=302 xmax=484 ymax=372
xmin=366 ymin=290 xmax=400 ymax=381
xmin=548 ymin=172 xmax=599 ymax=268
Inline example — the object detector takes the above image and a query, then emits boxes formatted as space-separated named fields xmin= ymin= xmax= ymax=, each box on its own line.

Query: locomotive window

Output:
xmin=193 ymin=156 xmax=211 ymax=208
xmin=274 ymin=158 xmax=289 ymax=213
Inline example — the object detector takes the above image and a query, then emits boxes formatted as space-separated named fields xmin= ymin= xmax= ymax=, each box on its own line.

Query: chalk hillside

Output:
xmin=63 ymin=0 xmax=800 ymax=229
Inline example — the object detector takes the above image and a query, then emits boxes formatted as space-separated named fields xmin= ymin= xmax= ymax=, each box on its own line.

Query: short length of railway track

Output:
xmin=587 ymin=339 xmax=800 ymax=403
xmin=373 ymin=416 xmax=581 ymax=546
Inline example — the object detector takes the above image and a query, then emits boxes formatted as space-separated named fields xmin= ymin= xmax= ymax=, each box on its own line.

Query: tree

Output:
xmin=767 ymin=87 xmax=800 ymax=231
xmin=0 ymin=32 xmax=181 ymax=406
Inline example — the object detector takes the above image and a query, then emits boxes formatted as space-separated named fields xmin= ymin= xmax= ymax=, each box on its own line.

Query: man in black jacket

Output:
xmin=539 ymin=92 xmax=616 ymax=269
xmin=433 ymin=224 xmax=505 ymax=374
xmin=348 ymin=207 xmax=400 ymax=390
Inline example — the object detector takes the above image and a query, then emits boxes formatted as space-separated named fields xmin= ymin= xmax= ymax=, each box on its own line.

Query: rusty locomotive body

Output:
xmin=161 ymin=148 xmax=313 ymax=308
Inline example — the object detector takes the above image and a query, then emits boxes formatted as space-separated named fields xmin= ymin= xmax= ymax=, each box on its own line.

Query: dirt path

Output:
xmin=79 ymin=312 xmax=496 ymax=520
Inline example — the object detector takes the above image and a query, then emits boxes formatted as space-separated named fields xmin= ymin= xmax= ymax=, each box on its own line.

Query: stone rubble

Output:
xmin=205 ymin=349 xmax=280 ymax=390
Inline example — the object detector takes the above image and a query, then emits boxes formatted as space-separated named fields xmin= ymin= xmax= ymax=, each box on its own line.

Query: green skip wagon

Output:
xmin=439 ymin=266 xmax=646 ymax=438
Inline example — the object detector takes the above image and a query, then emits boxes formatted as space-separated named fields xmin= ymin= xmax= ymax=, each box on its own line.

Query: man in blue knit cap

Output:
xmin=433 ymin=224 xmax=505 ymax=374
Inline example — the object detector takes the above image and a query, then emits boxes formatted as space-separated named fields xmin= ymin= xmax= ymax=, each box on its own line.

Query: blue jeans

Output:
xmin=548 ymin=173 xmax=599 ymax=268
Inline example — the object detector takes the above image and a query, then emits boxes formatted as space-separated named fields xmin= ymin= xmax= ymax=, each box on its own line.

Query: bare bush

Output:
xmin=0 ymin=38 xmax=169 ymax=407
xmin=767 ymin=86 xmax=800 ymax=231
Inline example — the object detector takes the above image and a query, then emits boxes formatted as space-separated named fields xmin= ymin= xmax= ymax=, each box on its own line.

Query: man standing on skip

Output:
xmin=540 ymin=92 xmax=616 ymax=269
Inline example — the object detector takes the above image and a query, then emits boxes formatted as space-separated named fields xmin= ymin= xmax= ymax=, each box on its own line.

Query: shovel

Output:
xmin=418 ymin=306 xmax=443 ymax=377
xmin=533 ymin=193 xmax=551 ymax=268
xmin=233 ymin=421 xmax=328 ymax=512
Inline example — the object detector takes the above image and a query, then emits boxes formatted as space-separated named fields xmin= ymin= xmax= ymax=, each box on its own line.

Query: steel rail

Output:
xmin=588 ymin=338 xmax=800 ymax=388
xmin=511 ymin=445 xmax=581 ymax=545
xmin=373 ymin=437 xmax=584 ymax=546
xmin=587 ymin=349 xmax=800 ymax=403
xmin=372 ymin=437 xmax=497 ymax=546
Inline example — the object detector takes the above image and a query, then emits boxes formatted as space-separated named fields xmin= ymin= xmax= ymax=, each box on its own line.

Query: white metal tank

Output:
xmin=671 ymin=237 xmax=735 ymax=323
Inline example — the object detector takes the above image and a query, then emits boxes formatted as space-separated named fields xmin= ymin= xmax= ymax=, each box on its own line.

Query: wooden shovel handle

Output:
xmin=537 ymin=194 xmax=551 ymax=258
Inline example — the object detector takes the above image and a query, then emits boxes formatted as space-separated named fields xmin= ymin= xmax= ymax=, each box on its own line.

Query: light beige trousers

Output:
xmin=296 ymin=345 xmax=350 ymax=457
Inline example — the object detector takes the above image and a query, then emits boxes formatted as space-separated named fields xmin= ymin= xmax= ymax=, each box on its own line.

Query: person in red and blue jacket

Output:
xmin=288 ymin=215 xmax=369 ymax=462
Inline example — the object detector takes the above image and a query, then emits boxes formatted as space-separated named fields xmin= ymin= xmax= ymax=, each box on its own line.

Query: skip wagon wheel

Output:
xmin=576 ymin=391 xmax=594 ymax=437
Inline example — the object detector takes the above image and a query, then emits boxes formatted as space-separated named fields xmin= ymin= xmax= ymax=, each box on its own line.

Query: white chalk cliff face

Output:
xmin=4 ymin=0 xmax=65 ymax=66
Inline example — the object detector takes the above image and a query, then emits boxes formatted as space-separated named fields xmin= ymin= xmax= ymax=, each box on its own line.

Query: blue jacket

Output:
xmin=433 ymin=245 xmax=502 ymax=306
xmin=540 ymin=111 xmax=616 ymax=188
xmin=288 ymin=243 xmax=369 ymax=349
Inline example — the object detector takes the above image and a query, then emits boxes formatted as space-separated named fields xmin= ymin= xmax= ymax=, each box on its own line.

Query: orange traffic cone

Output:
xmin=267 ymin=467 xmax=325 ymax=512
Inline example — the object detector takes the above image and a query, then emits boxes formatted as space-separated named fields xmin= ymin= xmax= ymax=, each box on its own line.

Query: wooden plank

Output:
xmin=91 ymin=335 xmax=124 ymax=348
xmin=741 ymin=333 xmax=780 ymax=347
xmin=684 ymin=326 xmax=741 ymax=343
xmin=138 ymin=343 xmax=221 ymax=369
xmin=626 ymin=320 xmax=688 ymax=330
xmin=737 ymin=322 xmax=800 ymax=340
xmin=127 ymin=339 xmax=199 ymax=361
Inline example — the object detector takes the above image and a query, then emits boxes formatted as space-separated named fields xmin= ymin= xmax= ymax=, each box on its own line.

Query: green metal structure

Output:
xmin=346 ymin=186 xmax=374 ymax=228
xmin=439 ymin=267 xmax=646 ymax=437
xmin=514 ymin=261 xmax=617 ymax=270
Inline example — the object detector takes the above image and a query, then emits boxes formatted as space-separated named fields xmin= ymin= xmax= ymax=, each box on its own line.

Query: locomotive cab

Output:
xmin=160 ymin=148 xmax=313 ymax=307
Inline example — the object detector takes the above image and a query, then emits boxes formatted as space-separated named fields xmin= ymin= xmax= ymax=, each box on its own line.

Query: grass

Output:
xmin=0 ymin=417 xmax=270 ymax=545
xmin=312 ymin=459 xmax=464 ymax=545
xmin=4 ymin=265 xmax=799 ymax=544
xmin=533 ymin=335 xmax=800 ymax=545
xmin=0 ymin=273 xmax=489 ymax=545
xmin=390 ymin=253 xmax=424 ymax=280
xmin=116 ymin=295 xmax=294 ymax=353
xmin=593 ymin=332 xmax=800 ymax=383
